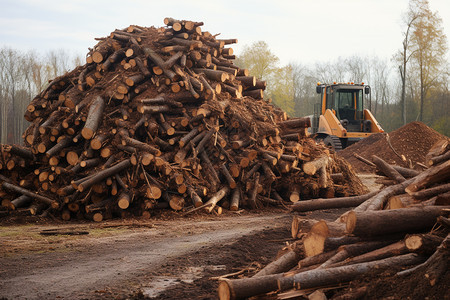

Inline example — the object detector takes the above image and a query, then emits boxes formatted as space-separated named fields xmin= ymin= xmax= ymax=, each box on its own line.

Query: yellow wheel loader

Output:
xmin=308 ymin=82 xmax=384 ymax=150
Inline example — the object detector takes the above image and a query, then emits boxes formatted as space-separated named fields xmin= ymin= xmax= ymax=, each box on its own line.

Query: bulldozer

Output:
xmin=308 ymin=82 xmax=384 ymax=150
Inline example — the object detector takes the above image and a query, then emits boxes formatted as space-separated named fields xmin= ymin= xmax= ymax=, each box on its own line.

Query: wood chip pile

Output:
xmin=0 ymin=18 xmax=365 ymax=221
xmin=218 ymin=140 xmax=450 ymax=299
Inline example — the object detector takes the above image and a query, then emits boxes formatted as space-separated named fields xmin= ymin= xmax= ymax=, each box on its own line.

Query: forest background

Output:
xmin=0 ymin=0 xmax=448 ymax=144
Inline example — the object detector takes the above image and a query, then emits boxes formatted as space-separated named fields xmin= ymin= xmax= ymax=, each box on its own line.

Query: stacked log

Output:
xmin=218 ymin=143 xmax=450 ymax=299
xmin=0 ymin=18 xmax=364 ymax=221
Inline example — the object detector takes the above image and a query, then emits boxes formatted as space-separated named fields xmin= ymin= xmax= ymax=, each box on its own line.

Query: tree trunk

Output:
xmin=329 ymin=241 xmax=408 ymax=268
xmin=277 ymin=254 xmax=423 ymax=292
xmin=405 ymin=233 xmax=444 ymax=255
xmin=346 ymin=205 xmax=449 ymax=236
xmin=303 ymin=155 xmax=330 ymax=175
xmin=405 ymin=160 xmax=450 ymax=194
xmin=77 ymin=159 xmax=132 ymax=192
xmin=81 ymin=96 xmax=105 ymax=139
xmin=1 ymin=181 xmax=59 ymax=209
xmin=410 ymin=183 xmax=450 ymax=200
xmin=290 ymin=191 xmax=377 ymax=212
xmin=372 ymin=155 xmax=406 ymax=183
xmin=253 ymin=250 xmax=302 ymax=277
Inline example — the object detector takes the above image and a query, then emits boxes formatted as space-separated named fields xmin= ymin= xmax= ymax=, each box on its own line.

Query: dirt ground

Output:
xmin=1 ymin=174 xmax=448 ymax=300
xmin=0 ymin=205 xmax=350 ymax=300
xmin=0 ymin=208 xmax=292 ymax=300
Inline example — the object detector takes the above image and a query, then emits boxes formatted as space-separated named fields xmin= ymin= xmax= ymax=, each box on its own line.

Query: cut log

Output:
xmin=81 ymin=96 xmax=105 ymax=139
xmin=230 ymin=188 xmax=240 ymax=211
xmin=372 ymin=155 xmax=406 ymax=183
xmin=365 ymin=177 xmax=415 ymax=211
xmin=317 ymin=240 xmax=395 ymax=269
xmin=0 ymin=181 xmax=59 ymax=209
xmin=410 ymin=183 xmax=450 ymax=200
xmin=303 ymin=155 xmax=330 ymax=175
xmin=204 ymin=186 xmax=229 ymax=213
xmin=290 ymin=191 xmax=377 ymax=212
xmin=218 ymin=274 xmax=283 ymax=300
xmin=302 ymin=220 xmax=329 ymax=257
xmin=329 ymin=240 xmax=408 ymax=268
xmin=277 ymin=253 xmax=423 ymax=292
xmin=297 ymin=250 xmax=339 ymax=269
xmin=77 ymin=159 xmax=132 ymax=192
xmin=397 ymin=233 xmax=449 ymax=287
xmin=405 ymin=160 xmax=450 ymax=194
xmin=353 ymin=153 xmax=376 ymax=167
xmin=291 ymin=217 xmax=346 ymax=238
xmin=253 ymin=250 xmax=302 ymax=277
xmin=278 ymin=117 xmax=311 ymax=129
xmin=392 ymin=165 xmax=420 ymax=178
xmin=346 ymin=205 xmax=449 ymax=236
xmin=428 ymin=149 xmax=450 ymax=166
xmin=405 ymin=234 xmax=444 ymax=255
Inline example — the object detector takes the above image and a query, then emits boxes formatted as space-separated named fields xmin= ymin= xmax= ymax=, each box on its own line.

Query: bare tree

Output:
xmin=394 ymin=0 xmax=421 ymax=125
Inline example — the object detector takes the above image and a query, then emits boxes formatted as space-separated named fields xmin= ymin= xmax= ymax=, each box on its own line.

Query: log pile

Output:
xmin=0 ymin=18 xmax=365 ymax=221
xmin=217 ymin=143 xmax=450 ymax=299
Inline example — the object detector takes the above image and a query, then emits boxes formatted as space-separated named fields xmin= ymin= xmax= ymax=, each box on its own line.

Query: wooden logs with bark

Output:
xmin=346 ymin=206 xmax=449 ymax=236
xmin=0 ymin=17 xmax=364 ymax=222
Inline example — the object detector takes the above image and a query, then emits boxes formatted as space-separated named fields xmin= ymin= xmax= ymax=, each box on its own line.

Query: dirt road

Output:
xmin=0 ymin=175 xmax=379 ymax=299
xmin=0 ymin=211 xmax=297 ymax=299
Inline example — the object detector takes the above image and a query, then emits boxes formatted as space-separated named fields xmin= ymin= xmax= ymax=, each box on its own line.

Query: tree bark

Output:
xmin=346 ymin=205 xmax=449 ymax=236
xmin=329 ymin=240 xmax=408 ymax=268
xmin=81 ymin=96 xmax=105 ymax=140
xmin=405 ymin=160 xmax=450 ymax=194
xmin=1 ymin=181 xmax=59 ymax=209
xmin=303 ymin=155 xmax=330 ymax=175
xmin=372 ymin=155 xmax=406 ymax=183
xmin=253 ymin=250 xmax=302 ymax=277
xmin=277 ymin=253 xmax=423 ymax=291
xmin=77 ymin=159 xmax=131 ymax=192
xmin=290 ymin=191 xmax=377 ymax=212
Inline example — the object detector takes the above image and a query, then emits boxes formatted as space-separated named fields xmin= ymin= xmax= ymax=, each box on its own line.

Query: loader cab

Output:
xmin=315 ymin=83 xmax=371 ymax=133
xmin=310 ymin=82 xmax=383 ymax=150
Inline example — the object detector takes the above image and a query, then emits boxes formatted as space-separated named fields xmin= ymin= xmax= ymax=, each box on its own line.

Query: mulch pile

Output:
xmin=339 ymin=121 xmax=449 ymax=173
xmin=0 ymin=18 xmax=366 ymax=221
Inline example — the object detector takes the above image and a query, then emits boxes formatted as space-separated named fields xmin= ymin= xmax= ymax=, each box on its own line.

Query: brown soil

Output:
xmin=1 ymin=204 xmax=448 ymax=300
xmin=339 ymin=121 xmax=449 ymax=173
xmin=0 ymin=209 xmax=293 ymax=300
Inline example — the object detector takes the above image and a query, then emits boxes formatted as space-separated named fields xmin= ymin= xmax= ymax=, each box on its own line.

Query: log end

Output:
xmin=345 ymin=210 xmax=357 ymax=234
xmin=81 ymin=127 xmax=95 ymax=140
xmin=405 ymin=235 xmax=422 ymax=251
xmin=118 ymin=198 xmax=130 ymax=210
xmin=218 ymin=280 xmax=232 ymax=300
xmin=303 ymin=164 xmax=317 ymax=176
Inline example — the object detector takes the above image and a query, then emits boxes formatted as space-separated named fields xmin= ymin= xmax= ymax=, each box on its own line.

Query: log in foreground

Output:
xmin=346 ymin=206 xmax=449 ymax=236
xmin=277 ymin=253 xmax=423 ymax=292
xmin=253 ymin=250 xmax=302 ymax=277
xmin=218 ymin=254 xmax=423 ymax=299
xmin=290 ymin=191 xmax=377 ymax=212
xmin=218 ymin=274 xmax=283 ymax=300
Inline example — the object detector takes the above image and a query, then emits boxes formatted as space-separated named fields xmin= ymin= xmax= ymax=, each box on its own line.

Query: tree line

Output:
xmin=236 ymin=0 xmax=449 ymax=135
xmin=0 ymin=48 xmax=81 ymax=144
xmin=0 ymin=0 xmax=448 ymax=146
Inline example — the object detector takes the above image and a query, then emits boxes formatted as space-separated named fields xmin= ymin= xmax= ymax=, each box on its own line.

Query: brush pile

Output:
xmin=0 ymin=18 xmax=365 ymax=221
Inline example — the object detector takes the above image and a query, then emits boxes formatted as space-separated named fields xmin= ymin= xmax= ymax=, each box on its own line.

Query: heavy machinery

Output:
xmin=309 ymin=82 xmax=384 ymax=150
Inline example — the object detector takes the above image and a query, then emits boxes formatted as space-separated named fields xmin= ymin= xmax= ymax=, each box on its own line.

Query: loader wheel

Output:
xmin=324 ymin=135 xmax=343 ymax=151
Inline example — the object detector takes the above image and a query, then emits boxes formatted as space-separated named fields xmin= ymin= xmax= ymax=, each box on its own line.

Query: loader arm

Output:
xmin=317 ymin=109 xmax=347 ymax=138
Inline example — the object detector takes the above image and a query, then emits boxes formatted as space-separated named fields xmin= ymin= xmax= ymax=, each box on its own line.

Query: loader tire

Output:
xmin=324 ymin=135 xmax=343 ymax=151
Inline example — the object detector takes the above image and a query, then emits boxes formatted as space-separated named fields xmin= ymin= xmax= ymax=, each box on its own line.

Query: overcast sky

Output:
xmin=1 ymin=0 xmax=449 ymax=66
